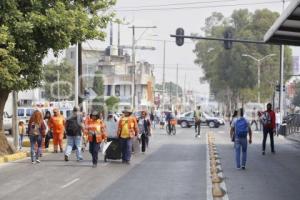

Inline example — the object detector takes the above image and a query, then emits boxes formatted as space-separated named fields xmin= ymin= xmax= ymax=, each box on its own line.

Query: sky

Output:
xmin=101 ymin=0 xmax=296 ymax=98
xmin=45 ymin=0 xmax=299 ymax=98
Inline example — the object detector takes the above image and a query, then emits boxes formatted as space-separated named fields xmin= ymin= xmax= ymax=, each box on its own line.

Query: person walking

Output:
xmin=250 ymin=107 xmax=258 ymax=131
xmin=18 ymin=121 xmax=26 ymax=150
xmin=150 ymin=112 xmax=155 ymax=129
xmin=27 ymin=110 xmax=46 ymax=164
xmin=117 ymin=106 xmax=138 ymax=164
xmin=261 ymin=103 xmax=276 ymax=155
xmin=138 ymin=111 xmax=151 ymax=153
xmin=85 ymin=111 xmax=107 ymax=168
xmin=275 ymin=108 xmax=281 ymax=135
xmin=230 ymin=108 xmax=252 ymax=170
xmin=105 ymin=112 xmax=118 ymax=138
xmin=44 ymin=111 xmax=52 ymax=150
xmin=49 ymin=108 xmax=65 ymax=153
xmin=194 ymin=105 xmax=202 ymax=137
xmin=64 ymin=106 xmax=84 ymax=162
xmin=230 ymin=110 xmax=238 ymax=142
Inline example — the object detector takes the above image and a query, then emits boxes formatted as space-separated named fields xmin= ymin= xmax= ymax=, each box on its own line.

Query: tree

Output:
xmin=93 ymin=70 xmax=105 ymax=96
xmin=155 ymin=82 xmax=183 ymax=97
xmin=194 ymin=9 xmax=292 ymax=112
xmin=105 ymin=96 xmax=119 ymax=112
xmin=0 ymin=1 xmax=116 ymax=152
xmin=43 ymin=60 xmax=74 ymax=101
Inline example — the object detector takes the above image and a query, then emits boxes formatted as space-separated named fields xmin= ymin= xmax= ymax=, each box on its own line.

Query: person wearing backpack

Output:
xmin=27 ymin=110 xmax=46 ymax=164
xmin=64 ymin=106 xmax=84 ymax=162
xmin=117 ymin=106 xmax=139 ymax=164
xmin=261 ymin=103 xmax=276 ymax=155
xmin=230 ymin=108 xmax=252 ymax=170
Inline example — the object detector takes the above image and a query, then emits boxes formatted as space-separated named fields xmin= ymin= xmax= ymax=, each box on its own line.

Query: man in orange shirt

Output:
xmin=117 ymin=106 xmax=138 ymax=164
xmin=49 ymin=108 xmax=65 ymax=153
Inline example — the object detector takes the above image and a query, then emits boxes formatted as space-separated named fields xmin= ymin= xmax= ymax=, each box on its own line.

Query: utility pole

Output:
xmin=183 ymin=73 xmax=186 ymax=112
xmin=75 ymin=43 xmax=79 ymax=107
xmin=162 ymin=40 xmax=166 ymax=111
xmin=78 ymin=43 xmax=83 ymax=106
xmin=176 ymin=64 xmax=179 ymax=110
xmin=12 ymin=91 xmax=18 ymax=149
xmin=129 ymin=25 xmax=157 ymax=110
xmin=57 ymin=70 xmax=60 ymax=102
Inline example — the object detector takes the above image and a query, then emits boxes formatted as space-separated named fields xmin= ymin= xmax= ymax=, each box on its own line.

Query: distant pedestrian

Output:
xmin=230 ymin=110 xmax=238 ymax=142
xmin=261 ymin=103 xmax=276 ymax=155
xmin=250 ymin=107 xmax=258 ymax=131
xmin=27 ymin=110 xmax=46 ymax=164
xmin=18 ymin=121 xmax=26 ymax=150
xmin=105 ymin=112 xmax=118 ymax=138
xmin=230 ymin=108 xmax=252 ymax=170
xmin=138 ymin=111 xmax=151 ymax=153
xmin=150 ymin=112 xmax=155 ymax=129
xmin=117 ymin=106 xmax=139 ymax=164
xmin=49 ymin=108 xmax=65 ymax=153
xmin=64 ymin=106 xmax=84 ymax=162
xmin=159 ymin=112 xmax=165 ymax=129
xmin=44 ymin=111 xmax=52 ymax=150
xmin=275 ymin=108 xmax=281 ymax=135
xmin=85 ymin=111 xmax=107 ymax=168
xmin=194 ymin=105 xmax=202 ymax=137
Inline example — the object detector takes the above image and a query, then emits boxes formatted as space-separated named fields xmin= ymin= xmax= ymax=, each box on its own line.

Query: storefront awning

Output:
xmin=264 ymin=0 xmax=300 ymax=46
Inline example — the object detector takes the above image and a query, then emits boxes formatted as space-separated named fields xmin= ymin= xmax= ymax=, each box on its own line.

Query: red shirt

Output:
xmin=265 ymin=110 xmax=276 ymax=129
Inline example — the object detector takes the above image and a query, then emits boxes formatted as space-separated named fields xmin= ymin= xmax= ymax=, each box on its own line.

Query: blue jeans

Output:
xmin=65 ymin=136 xmax=82 ymax=159
xmin=19 ymin=135 xmax=24 ymax=149
xmin=234 ymin=137 xmax=248 ymax=168
xmin=89 ymin=135 xmax=100 ymax=165
xmin=29 ymin=135 xmax=42 ymax=162
xmin=120 ymin=138 xmax=132 ymax=162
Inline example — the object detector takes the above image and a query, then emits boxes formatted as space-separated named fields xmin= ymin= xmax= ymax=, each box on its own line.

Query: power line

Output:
xmin=115 ymin=1 xmax=285 ymax=12
xmin=115 ymin=0 xmax=239 ymax=9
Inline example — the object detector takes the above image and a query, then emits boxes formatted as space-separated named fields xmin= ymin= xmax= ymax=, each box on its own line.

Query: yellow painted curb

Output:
xmin=212 ymin=183 xmax=226 ymax=197
xmin=0 ymin=156 xmax=5 ymax=163
xmin=4 ymin=152 xmax=27 ymax=162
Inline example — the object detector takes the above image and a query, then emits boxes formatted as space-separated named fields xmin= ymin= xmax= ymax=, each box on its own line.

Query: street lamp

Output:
xmin=129 ymin=25 xmax=157 ymax=110
xmin=242 ymin=53 xmax=276 ymax=103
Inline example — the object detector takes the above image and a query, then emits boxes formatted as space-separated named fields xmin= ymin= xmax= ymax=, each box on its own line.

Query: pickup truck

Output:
xmin=3 ymin=111 xmax=12 ymax=134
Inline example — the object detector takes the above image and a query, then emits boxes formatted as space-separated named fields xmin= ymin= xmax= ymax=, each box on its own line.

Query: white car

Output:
xmin=3 ymin=112 xmax=12 ymax=134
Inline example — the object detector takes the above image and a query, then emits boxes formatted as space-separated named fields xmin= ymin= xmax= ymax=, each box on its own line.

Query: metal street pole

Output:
xmin=75 ymin=43 xmax=79 ymax=107
xmin=57 ymin=70 xmax=60 ymax=102
xmin=242 ymin=54 xmax=275 ymax=104
xmin=162 ymin=40 xmax=166 ymax=111
xmin=12 ymin=91 xmax=18 ymax=149
xmin=176 ymin=64 xmax=179 ymax=110
xmin=129 ymin=25 xmax=157 ymax=110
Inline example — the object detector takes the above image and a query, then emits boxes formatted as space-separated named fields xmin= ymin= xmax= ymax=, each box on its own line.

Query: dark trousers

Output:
xmin=89 ymin=135 xmax=100 ymax=165
xmin=120 ymin=138 xmax=132 ymax=161
xmin=262 ymin=127 xmax=275 ymax=152
xmin=141 ymin=134 xmax=149 ymax=152
xmin=195 ymin=121 xmax=201 ymax=135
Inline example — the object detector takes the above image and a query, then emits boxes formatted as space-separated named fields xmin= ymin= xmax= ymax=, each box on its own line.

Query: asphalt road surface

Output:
xmin=0 ymin=126 xmax=207 ymax=200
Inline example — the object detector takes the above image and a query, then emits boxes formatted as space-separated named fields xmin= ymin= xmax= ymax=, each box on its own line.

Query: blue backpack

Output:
xmin=235 ymin=117 xmax=248 ymax=138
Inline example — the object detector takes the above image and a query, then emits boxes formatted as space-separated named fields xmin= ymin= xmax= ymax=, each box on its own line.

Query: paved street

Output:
xmin=2 ymin=124 xmax=300 ymax=200
xmin=0 ymin=126 xmax=207 ymax=200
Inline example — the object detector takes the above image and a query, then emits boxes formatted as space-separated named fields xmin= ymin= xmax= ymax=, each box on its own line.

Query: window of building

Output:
xmin=107 ymin=85 xmax=112 ymax=96
xmin=115 ymin=85 xmax=120 ymax=96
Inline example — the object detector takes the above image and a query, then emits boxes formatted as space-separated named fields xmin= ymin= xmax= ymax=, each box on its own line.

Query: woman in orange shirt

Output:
xmin=85 ymin=111 xmax=107 ymax=168
xmin=49 ymin=108 xmax=65 ymax=153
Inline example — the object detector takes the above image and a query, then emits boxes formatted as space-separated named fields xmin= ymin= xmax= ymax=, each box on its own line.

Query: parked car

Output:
xmin=177 ymin=111 xmax=221 ymax=128
xmin=3 ymin=111 xmax=12 ymax=134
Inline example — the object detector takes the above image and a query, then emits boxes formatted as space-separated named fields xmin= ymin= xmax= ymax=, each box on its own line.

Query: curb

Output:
xmin=3 ymin=152 xmax=27 ymax=162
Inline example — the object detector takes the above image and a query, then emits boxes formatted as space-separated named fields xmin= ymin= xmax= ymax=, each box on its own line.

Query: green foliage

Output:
xmin=155 ymin=82 xmax=183 ymax=97
xmin=93 ymin=70 xmax=104 ymax=96
xmin=292 ymin=82 xmax=300 ymax=107
xmin=194 ymin=9 xmax=293 ymax=107
xmin=43 ymin=60 xmax=74 ymax=101
xmin=0 ymin=0 xmax=115 ymax=92
xmin=105 ymin=96 xmax=119 ymax=111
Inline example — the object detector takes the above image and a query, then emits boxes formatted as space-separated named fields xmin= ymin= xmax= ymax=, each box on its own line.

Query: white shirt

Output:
xmin=275 ymin=112 xmax=281 ymax=124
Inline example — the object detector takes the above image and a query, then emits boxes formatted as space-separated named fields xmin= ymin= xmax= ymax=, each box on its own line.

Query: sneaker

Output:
xmin=36 ymin=160 xmax=40 ymax=163
xmin=64 ymin=155 xmax=69 ymax=162
xmin=60 ymin=149 xmax=63 ymax=153
xmin=31 ymin=161 xmax=35 ymax=164
xmin=262 ymin=151 xmax=265 ymax=155
xmin=271 ymin=151 xmax=276 ymax=154
xmin=236 ymin=167 xmax=241 ymax=170
xmin=92 ymin=164 xmax=97 ymax=168
xmin=241 ymin=166 xmax=246 ymax=170
xmin=77 ymin=157 xmax=83 ymax=161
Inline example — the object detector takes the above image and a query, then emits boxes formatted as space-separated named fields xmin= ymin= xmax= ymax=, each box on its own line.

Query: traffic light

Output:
xmin=224 ymin=30 xmax=233 ymax=49
xmin=275 ymin=84 xmax=286 ymax=92
xmin=175 ymin=28 xmax=184 ymax=46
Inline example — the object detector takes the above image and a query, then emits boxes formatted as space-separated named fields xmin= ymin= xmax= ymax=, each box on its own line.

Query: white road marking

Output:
xmin=61 ymin=178 xmax=80 ymax=189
